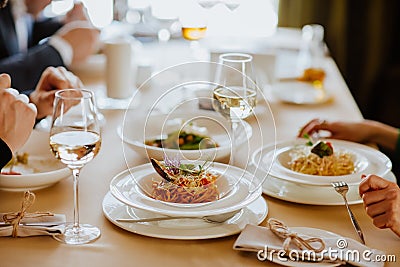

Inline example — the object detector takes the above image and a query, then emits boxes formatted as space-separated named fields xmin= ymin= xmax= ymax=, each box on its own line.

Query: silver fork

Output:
xmin=331 ymin=181 xmax=365 ymax=244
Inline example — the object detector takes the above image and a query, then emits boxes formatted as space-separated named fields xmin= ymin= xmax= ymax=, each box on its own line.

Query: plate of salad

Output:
xmin=118 ymin=110 xmax=252 ymax=162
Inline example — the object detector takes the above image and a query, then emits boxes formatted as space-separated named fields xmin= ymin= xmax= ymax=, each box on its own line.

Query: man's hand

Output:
xmin=29 ymin=66 xmax=83 ymax=119
xmin=0 ymin=74 xmax=37 ymax=153
xmin=56 ymin=21 xmax=100 ymax=65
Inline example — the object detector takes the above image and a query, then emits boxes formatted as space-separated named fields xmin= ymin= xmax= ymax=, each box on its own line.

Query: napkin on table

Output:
xmin=234 ymin=223 xmax=385 ymax=267
xmin=0 ymin=213 xmax=65 ymax=237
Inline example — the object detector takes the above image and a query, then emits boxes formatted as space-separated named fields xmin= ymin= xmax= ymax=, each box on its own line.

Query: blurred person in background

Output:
xmin=299 ymin=119 xmax=400 ymax=237
xmin=0 ymin=0 xmax=99 ymax=91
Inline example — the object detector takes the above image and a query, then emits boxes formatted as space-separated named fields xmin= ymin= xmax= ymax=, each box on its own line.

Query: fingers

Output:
xmin=0 ymin=73 xmax=11 ymax=89
xmin=4 ymin=89 xmax=30 ymax=105
xmin=359 ymin=174 xmax=390 ymax=196
xmin=37 ymin=66 xmax=83 ymax=91
xmin=56 ymin=67 xmax=83 ymax=88
xmin=4 ymin=88 xmax=19 ymax=96
xmin=370 ymin=212 xmax=394 ymax=229
xmin=298 ymin=118 xmax=328 ymax=137
xmin=28 ymin=102 xmax=38 ymax=113
xmin=362 ymin=188 xmax=388 ymax=207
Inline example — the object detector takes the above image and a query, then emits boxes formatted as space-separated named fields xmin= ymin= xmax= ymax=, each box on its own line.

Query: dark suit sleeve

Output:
xmin=31 ymin=18 xmax=63 ymax=47
xmin=0 ymin=43 xmax=65 ymax=91
xmin=0 ymin=138 xmax=12 ymax=170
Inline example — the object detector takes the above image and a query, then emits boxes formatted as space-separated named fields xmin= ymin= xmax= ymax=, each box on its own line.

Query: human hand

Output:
xmin=64 ymin=2 xmax=90 ymax=24
xmin=0 ymin=73 xmax=11 ymax=89
xmin=56 ymin=21 xmax=100 ymax=65
xmin=29 ymin=66 xmax=83 ymax=119
xmin=359 ymin=174 xmax=400 ymax=237
xmin=297 ymin=118 xmax=374 ymax=143
xmin=24 ymin=0 xmax=51 ymax=18
xmin=0 ymin=79 xmax=37 ymax=153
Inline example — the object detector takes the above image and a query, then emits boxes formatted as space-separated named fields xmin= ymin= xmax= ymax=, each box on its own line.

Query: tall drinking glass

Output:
xmin=49 ymin=89 xmax=102 ymax=245
xmin=212 ymin=53 xmax=257 ymax=165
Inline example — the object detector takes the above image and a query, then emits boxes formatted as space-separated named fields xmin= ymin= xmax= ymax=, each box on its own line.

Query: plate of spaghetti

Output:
xmin=135 ymin=159 xmax=236 ymax=207
xmin=109 ymin=162 xmax=261 ymax=217
xmin=251 ymin=139 xmax=392 ymax=186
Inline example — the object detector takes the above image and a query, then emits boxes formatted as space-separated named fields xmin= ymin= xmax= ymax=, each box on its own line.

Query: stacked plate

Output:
xmin=102 ymin=161 xmax=267 ymax=240
xmin=250 ymin=139 xmax=394 ymax=205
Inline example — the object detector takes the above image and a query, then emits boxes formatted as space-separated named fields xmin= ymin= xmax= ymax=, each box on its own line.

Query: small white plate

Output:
xmin=261 ymin=171 xmax=397 ymax=205
xmin=110 ymin=162 xmax=262 ymax=217
xmin=0 ymin=130 xmax=71 ymax=191
xmin=102 ymin=191 xmax=268 ymax=240
xmin=118 ymin=110 xmax=252 ymax=162
xmin=272 ymin=81 xmax=332 ymax=105
xmin=251 ymin=139 xmax=392 ymax=186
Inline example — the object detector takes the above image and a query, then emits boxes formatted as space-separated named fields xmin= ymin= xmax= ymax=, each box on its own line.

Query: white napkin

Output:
xmin=0 ymin=213 xmax=65 ymax=237
xmin=234 ymin=224 xmax=385 ymax=267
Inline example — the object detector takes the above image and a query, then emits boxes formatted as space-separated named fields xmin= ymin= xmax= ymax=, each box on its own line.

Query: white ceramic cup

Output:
xmin=104 ymin=38 xmax=133 ymax=99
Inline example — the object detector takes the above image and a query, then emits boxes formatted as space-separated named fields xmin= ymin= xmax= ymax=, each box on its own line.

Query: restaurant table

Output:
xmin=0 ymin=28 xmax=398 ymax=267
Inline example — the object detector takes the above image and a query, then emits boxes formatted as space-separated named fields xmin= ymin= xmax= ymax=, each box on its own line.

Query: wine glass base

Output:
xmin=53 ymin=223 xmax=101 ymax=245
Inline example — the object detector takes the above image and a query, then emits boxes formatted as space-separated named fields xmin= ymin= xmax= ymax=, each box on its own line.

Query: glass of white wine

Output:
xmin=49 ymin=89 xmax=102 ymax=245
xmin=212 ymin=53 xmax=257 ymax=165
xmin=180 ymin=7 xmax=208 ymax=60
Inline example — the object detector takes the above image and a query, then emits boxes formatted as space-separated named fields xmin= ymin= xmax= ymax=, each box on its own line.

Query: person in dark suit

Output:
xmin=0 ymin=0 xmax=99 ymax=91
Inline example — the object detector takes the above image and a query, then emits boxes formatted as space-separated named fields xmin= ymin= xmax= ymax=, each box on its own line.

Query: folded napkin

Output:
xmin=0 ymin=191 xmax=65 ymax=237
xmin=234 ymin=219 xmax=385 ymax=267
xmin=0 ymin=213 xmax=65 ymax=237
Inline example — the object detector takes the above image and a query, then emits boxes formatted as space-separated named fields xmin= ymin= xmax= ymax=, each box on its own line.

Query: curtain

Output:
xmin=278 ymin=0 xmax=400 ymax=122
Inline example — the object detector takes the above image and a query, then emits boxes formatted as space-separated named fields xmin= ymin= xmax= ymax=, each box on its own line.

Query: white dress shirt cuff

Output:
xmin=48 ymin=36 xmax=73 ymax=67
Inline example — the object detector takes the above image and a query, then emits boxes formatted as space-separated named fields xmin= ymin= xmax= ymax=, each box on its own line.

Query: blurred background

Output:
xmin=46 ymin=0 xmax=400 ymax=155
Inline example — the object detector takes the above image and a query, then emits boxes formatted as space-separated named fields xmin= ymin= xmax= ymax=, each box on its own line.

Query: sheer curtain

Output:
xmin=278 ymin=0 xmax=400 ymax=120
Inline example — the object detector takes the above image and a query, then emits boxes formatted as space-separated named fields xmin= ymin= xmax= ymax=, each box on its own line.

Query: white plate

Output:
xmin=251 ymin=139 xmax=392 ymax=186
xmin=0 ymin=130 xmax=71 ymax=191
xmin=118 ymin=110 xmax=252 ymax=162
xmin=272 ymin=81 xmax=332 ymax=105
xmin=110 ymin=162 xmax=262 ymax=217
xmin=262 ymin=171 xmax=397 ymax=205
xmin=267 ymin=227 xmax=341 ymax=266
xmin=102 ymin=191 xmax=268 ymax=240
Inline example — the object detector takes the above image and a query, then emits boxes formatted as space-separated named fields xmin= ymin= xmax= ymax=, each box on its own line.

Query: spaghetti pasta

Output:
xmin=151 ymin=160 xmax=220 ymax=204
xmin=289 ymin=147 xmax=355 ymax=176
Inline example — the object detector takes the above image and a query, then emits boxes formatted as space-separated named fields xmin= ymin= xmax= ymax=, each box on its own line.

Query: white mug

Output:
xmin=104 ymin=37 xmax=133 ymax=99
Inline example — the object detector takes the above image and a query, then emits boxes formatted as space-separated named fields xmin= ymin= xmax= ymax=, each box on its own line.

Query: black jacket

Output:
xmin=0 ymin=3 xmax=65 ymax=91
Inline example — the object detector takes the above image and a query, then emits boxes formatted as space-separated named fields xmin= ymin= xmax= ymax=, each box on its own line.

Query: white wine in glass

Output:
xmin=49 ymin=89 xmax=102 ymax=245
xmin=212 ymin=53 xmax=257 ymax=165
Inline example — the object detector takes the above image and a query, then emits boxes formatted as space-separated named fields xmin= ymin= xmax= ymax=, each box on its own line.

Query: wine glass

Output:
xmin=49 ymin=89 xmax=102 ymax=245
xmin=180 ymin=7 xmax=208 ymax=60
xmin=212 ymin=53 xmax=257 ymax=165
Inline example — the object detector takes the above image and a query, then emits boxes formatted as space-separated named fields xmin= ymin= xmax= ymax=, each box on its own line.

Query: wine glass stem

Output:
xmin=230 ymin=120 xmax=239 ymax=165
xmin=72 ymin=168 xmax=81 ymax=230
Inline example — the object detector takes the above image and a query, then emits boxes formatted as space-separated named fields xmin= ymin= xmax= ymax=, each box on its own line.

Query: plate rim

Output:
xmin=102 ymin=191 xmax=268 ymax=240
xmin=261 ymin=171 xmax=397 ymax=205
xmin=251 ymin=139 xmax=392 ymax=186
xmin=0 ymin=154 xmax=71 ymax=191
xmin=109 ymin=162 xmax=262 ymax=217
xmin=272 ymin=80 xmax=333 ymax=105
